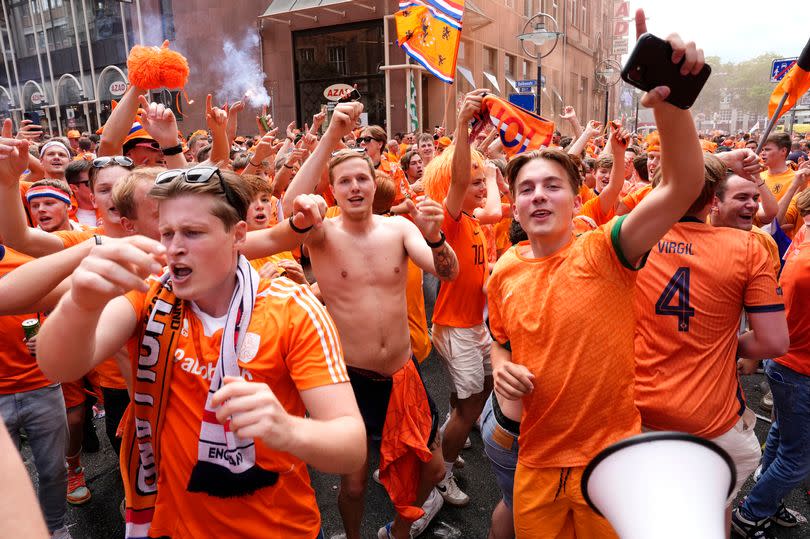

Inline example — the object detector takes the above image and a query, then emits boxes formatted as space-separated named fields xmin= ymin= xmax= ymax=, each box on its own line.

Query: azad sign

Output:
xmin=323 ymin=84 xmax=354 ymax=102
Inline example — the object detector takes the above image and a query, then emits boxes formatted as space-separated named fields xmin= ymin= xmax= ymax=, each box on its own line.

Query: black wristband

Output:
xmin=283 ymin=163 xmax=294 ymax=169
xmin=249 ymin=160 xmax=262 ymax=167
xmin=425 ymin=231 xmax=446 ymax=249
xmin=161 ymin=143 xmax=183 ymax=156
xmin=288 ymin=215 xmax=312 ymax=234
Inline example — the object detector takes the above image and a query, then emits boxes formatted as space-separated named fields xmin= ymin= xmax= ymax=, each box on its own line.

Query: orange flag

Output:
xmin=395 ymin=0 xmax=464 ymax=84
xmin=471 ymin=95 xmax=555 ymax=157
xmin=769 ymin=38 xmax=810 ymax=122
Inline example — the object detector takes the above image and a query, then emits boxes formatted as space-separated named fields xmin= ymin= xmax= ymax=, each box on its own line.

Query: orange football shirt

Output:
xmin=774 ymin=246 xmax=810 ymax=376
xmin=125 ymin=277 xmax=347 ymax=538
xmin=577 ymin=195 xmax=615 ymax=226
xmin=0 ymin=245 xmax=52 ymax=394
xmin=750 ymin=225 xmax=782 ymax=277
xmin=487 ymin=217 xmax=642 ymax=468
xmin=634 ymin=219 xmax=783 ymax=438
xmin=621 ymin=184 xmax=653 ymax=213
xmin=763 ymin=169 xmax=795 ymax=201
xmin=432 ymin=204 xmax=487 ymax=328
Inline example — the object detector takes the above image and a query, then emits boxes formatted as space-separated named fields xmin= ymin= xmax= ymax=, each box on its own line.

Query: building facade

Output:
xmin=0 ymin=0 xmax=614 ymax=138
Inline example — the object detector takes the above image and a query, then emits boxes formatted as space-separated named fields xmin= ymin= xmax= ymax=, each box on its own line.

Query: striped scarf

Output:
xmin=121 ymin=256 xmax=278 ymax=539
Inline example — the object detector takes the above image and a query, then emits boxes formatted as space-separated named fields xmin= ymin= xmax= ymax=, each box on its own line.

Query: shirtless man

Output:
xmin=267 ymin=102 xmax=459 ymax=539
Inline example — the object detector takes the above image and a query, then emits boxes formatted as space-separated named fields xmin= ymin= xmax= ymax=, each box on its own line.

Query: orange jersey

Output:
xmin=0 ymin=246 xmax=52 ymax=394
xmin=379 ymin=155 xmax=409 ymax=205
xmin=54 ymin=226 xmax=100 ymax=248
xmin=125 ymin=277 xmax=346 ymax=538
xmin=763 ymin=168 xmax=795 ymax=201
xmin=578 ymin=195 xmax=615 ymax=226
xmin=634 ymin=219 xmax=783 ymax=438
xmin=781 ymin=197 xmax=805 ymax=240
xmin=578 ymin=183 xmax=596 ymax=203
xmin=774 ymin=247 xmax=810 ymax=376
xmin=621 ymin=184 xmax=653 ymax=213
xmin=433 ymin=204 xmax=487 ymax=328
xmin=406 ymin=259 xmax=431 ymax=362
xmin=487 ymin=217 xmax=642 ymax=468
xmin=750 ymin=225 xmax=782 ymax=277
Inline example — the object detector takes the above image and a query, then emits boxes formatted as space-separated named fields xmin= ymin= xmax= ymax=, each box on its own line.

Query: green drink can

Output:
xmin=22 ymin=318 xmax=40 ymax=340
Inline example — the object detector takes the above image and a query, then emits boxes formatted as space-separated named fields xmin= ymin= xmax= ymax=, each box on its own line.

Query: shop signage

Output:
xmin=323 ymin=83 xmax=353 ymax=102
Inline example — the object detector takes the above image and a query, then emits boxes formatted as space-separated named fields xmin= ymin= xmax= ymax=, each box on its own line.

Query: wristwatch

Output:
xmin=161 ymin=143 xmax=183 ymax=156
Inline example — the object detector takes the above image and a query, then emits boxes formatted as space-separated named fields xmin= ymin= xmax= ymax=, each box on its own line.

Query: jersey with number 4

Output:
xmin=634 ymin=218 xmax=784 ymax=438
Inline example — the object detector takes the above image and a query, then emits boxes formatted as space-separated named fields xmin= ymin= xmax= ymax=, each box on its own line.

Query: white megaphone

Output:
xmin=581 ymin=432 xmax=736 ymax=539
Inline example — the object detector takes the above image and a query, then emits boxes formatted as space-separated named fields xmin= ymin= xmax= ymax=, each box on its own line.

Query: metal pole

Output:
xmin=27 ymin=0 xmax=53 ymax=135
xmin=79 ymin=0 xmax=100 ymax=127
xmin=633 ymin=92 xmax=640 ymax=132
xmin=37 ymin=1 xmax=63 ymax=135
xmin=535 ymin=63 xmax=541 ymax=115
xmin=755 ymin=92 xmax=789 ymax=154
xmin=134 ymin=0 xmax=144 ymax=44
xmin=603 ymin=88 xmax=609 ymax=127
xmin=1 ymin=0 xmax=24 ymax=117
xmin=119 ymin=1 xmax=129 ymax=53
xmin=383 ymin=14 xmax=392 ymax=138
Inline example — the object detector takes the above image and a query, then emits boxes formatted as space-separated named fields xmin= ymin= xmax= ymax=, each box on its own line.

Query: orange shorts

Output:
xmin=61 ymin=372 xmax=101 ymax=409
xmin=513 ymin=463 xmax=618 ymax=539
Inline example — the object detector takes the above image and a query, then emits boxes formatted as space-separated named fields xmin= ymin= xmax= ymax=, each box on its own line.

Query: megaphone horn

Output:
xmin=581 ymin=432 xmax=736 ymax=539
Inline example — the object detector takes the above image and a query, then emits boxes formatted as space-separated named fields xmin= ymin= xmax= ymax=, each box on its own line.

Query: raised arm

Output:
xmin=99 ymin=85 xmax=145 ymax=156
xmin=242 ymin=129 xmax=282 ymax=176
xmin=618 ymin=10 xmax=706 ymax=265
xmin=567 ymin=120 xmax=601 ymax=157
xmin=280 ymin=102 xmax=362 ymax=216
xmin=560 ymin=105 xmax=583 ymax=139
xmin=205 ymin=95 xmax=230 ymax=165
xmin=447 ymin=90 xmax=486 ymax=218
xmin=136 ymin=95 xmax=188 ymax=169
xmin=36 ymin=236 xmax=165 ymax=382
xmin=775 ymin=162 xmax=809 ymax=225
xmin=0 ymin=132 xmax=65 ymax=256
xmin=598 ymin=125 xmax=630 ymax=215
xmin=473 ymin=161 xmax=504 ymax=224
xmin=401 ymin=197 xmax=459 ymax=281
xmin=242 ymin=193 xmax=327 ymax=260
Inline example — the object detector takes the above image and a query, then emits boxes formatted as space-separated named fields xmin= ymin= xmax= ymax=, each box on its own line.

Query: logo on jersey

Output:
xmin=239 ymin=332 xmax=261 ymax=363
xmin=173 ymin=348 xmax=254 ymax=381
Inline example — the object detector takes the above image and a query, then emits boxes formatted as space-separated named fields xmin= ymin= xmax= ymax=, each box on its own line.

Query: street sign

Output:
xmin=771 ymin=58 xmax=797 ymax=83
xmin=31 ymin=92 xmax=43 ymax=105
xmin=109 ymin=81 xmax=127 ymax=96
xmin=612 ymin=38 xmax=628 ymax=55
xmin=323 ymin=83 xmax=353 ymax=102
xmin=516 ymin=79 xmax=536 ymax=90
xmin=509 ymin=93 xmax=535 ymax=112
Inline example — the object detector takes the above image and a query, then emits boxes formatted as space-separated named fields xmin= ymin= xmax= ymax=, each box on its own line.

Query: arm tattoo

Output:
xmin=433 ymin=242 xmax=458 ymax=280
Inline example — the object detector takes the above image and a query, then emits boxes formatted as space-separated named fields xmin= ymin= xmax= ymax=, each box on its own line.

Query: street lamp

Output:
xmin=595 ymin=59 xmax=621 ymax=127
xmin=518 ymin=13 xmax=563 ymax=116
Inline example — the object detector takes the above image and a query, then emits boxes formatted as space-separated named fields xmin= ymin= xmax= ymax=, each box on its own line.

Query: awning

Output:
xmin=483 ymin=71 xmax=500 ymax=94
xmin=505 ymin=76 xmax=519 ymax=93
xmin=261 ymin=0 xmax=373 ymax=21
xmin=456 ymin=66 xmax=476 ymax=89
xmin=463 ymin=0 xmax=492 ymax=31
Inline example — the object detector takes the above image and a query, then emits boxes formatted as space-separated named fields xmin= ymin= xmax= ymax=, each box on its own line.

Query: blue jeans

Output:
xmin=741 ymin=360 xmax=810 ymax=520
xmin=481 ymin=395 xmax=519 ymax=509
xmin=0 ymin=384 xmax=68 ymax=532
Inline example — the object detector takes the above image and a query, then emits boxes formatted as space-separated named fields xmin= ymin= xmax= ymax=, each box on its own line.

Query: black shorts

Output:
xmin=347 ymin=357 xmax=439 ymax=447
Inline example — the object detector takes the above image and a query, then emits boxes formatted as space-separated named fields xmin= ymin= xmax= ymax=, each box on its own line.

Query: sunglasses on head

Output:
xmin=155 ymin=166 xmax=246 ymax=220
xmin=331 ymin=147 xmax=367 ymax=157
xmin=357 ymin=136 xmax=380 ymax=144
xmin=92 ymin=156 xmax=134 ymax=169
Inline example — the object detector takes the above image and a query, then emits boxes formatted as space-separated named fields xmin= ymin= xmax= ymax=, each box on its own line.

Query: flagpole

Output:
xmin=755 ymin=92 xmax=789 ymax=154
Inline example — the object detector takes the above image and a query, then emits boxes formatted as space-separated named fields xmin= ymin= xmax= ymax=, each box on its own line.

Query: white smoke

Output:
xmin=214 ymin=33 xmax=270 ymax=108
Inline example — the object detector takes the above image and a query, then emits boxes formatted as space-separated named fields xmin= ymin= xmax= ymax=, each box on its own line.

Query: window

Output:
xmin=522 ymin=59 xmax=532 ymax=79
xmin=25 ymin=33 xmax=34 ymax=52
xmin=580 ymin=75 xmax=588 ymax=118
xmin=160 ymin=0 xmax=175 ymax=41
xmin=524 ymin=0 xmax=534 ymax=18
xmin=484 ymin=46 xmax=497 ymax=72
xmin=505 ymin=54 xmax=516 ymax=78
xmin=327 ymin=46 xmax=347 ymax=75
xmin=298 ymin=47 xmax=315 ymax=63
xmin=571 ymin=0 xmax=577 ymax=28
xmin=581 ymin=0 xmax=588 ymax=35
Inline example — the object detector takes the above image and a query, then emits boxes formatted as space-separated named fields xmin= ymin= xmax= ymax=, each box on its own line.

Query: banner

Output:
xmin=395 ymin=0 xmax=465 ymax=84
xmin=409 ymin=71 xmax=419 ymax=132
xmin=471 ymin=94 xmax=555 ymax=157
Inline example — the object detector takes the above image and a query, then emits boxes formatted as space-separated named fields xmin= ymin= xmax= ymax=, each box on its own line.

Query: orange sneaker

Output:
xmin=66 ymin=465 xmax=91 ymax=505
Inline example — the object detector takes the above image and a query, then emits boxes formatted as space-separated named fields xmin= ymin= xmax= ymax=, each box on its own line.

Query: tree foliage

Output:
xmin=693 ymin=52 xmax=782 ymax=118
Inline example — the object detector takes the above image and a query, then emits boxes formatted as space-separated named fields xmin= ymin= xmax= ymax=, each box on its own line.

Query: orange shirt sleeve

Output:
xmin=743 ymin=233 xmax=785 ymax=313
xmin=486 ymin=265 xmax=508 ymax=345
xmin=53 ymin=228 xmax=96 ymax=248
xmin=279 ymin=283 xmax=348 ymax=391
xmin=620 ymin=184 xmax=652 ymax=212
xmin=582 ymin=216 xmax=643 ymax=285
xmin=578 ymin=196 xmax=615 ymax=226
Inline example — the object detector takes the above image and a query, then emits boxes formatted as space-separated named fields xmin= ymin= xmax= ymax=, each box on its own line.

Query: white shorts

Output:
xmin=711 ymin=408 xmax=761 ymax=501
xmin=432 ymin=323 xmax=492 ymax=400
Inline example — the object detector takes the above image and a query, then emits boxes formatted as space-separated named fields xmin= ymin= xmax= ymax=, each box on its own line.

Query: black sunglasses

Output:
xmin=357 ymin=136 xmax=381 ymax=144
xmin=92 ymin=156 xmax=134 ymax=169
xmin=154 ymin=166 xmax=246 ymax=220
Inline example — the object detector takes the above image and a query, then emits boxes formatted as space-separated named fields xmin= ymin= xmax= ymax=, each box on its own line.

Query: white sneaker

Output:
xmin=436 ymin=474 xmax=469 ymax=507
xmin=463 ymin=436 xmax=472 ymax=449
xmin=454 ymin=455 xmax=465 ymax=469
xmin=411 ymin=488 xmax=444 ymax=537
xmin=372 ymin=468 xmax=382 ymax=485
xmin=51 ymin=527 xmax=74 ymax=539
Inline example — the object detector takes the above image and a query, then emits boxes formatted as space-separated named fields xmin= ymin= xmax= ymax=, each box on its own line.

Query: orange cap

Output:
xmin=67 ymin=129 xmax=81 ymax=139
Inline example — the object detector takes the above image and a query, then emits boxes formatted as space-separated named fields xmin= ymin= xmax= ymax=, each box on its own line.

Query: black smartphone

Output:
xmin=338 ymin=88 xmax=361 ymax=103
xmin=621 ymin=33 xmax=711 ymax=109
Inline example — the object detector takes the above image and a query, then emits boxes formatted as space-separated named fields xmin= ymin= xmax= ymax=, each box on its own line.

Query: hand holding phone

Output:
xmin=621 ymin=11 xmax=709 ymax=109
xmin=338 ymin=88 xmax=361 ymax=103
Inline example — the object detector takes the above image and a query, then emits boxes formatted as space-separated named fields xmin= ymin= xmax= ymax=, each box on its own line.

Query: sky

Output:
xmin=628 ymin=1 xmax=808 ymax=64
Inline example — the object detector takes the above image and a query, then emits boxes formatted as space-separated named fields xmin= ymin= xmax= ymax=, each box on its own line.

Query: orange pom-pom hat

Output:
xmin=127 ymin=40 xmax=189 ymax=90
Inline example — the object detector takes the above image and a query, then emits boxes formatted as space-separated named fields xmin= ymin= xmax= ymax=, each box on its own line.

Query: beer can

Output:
xmin=22 ymin=318 xmax=40 ymax=340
